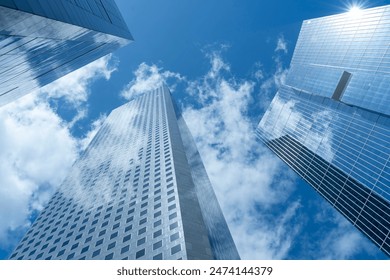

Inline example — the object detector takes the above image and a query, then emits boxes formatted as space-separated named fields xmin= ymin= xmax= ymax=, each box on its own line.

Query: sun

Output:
xmin=349 ymin=5 xmax=362 ymax=14
xmin=347 ymin=4 xmax=364 ymax=18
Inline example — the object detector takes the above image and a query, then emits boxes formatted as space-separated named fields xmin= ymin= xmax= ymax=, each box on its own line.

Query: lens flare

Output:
xmin=348 ymin=5 xmax=363 ymax=17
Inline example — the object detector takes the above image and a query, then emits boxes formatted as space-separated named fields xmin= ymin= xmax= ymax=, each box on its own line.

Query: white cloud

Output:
xmin=0 ymin=55 xmax=116 ymax=253
xmin=77 ymin=114 xmax=107 ymax=152
xmin=0 ymin=94 xmax=79 ymax=249
xmin=233 ymin=200 xmax=302 ymax=259
xmin=258 ymin=93 xmax=335 ymax=162
xmin=314 ymin=202 xmax=379 ymax=259
xmin=182 ymin=52 xmax=300 ymax=259
xmin=121 ymin=62 xmax=185 ymax=100
xmin=253 ymin=62 xmax=265 ymax=81
xmin=256 ymin=37 xmax=289 ymax=112
xmin=119 ymin=50 xmax=300 ymax=259
xmin=39 ymin=54 xmax=118 ymax=107
xmin=275 ymin=35 xmax=288 ymax=54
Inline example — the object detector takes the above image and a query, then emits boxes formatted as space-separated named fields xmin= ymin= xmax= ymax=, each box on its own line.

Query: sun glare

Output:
xmin=348 ymin=5 xmax=363 ymax=17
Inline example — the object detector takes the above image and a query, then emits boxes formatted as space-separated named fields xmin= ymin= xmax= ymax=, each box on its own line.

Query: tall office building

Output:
xmin=0 ymin=0 xmax=132 ymax=106
xmin=9 ymin=86 xmax=240 ymax=260
xmin=257 ymin=5 xmax=390 ymax=256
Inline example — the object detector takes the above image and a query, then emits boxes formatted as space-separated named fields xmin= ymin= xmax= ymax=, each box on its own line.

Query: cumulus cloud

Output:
xmin=121 ymin=62 xmax=185 ymax=100
xmin=0 ymin=94 xmax=79 ymax=249
xmin=275 ymin=35 xmax=288 ymax=54
xmin=257 ymin=35 xmax=289 ymax=112
xmin=77 ymin=114 xmax=107 ymax=152
xmin=182 ymin=51 xmax=300 ymax=259
xmin=258 ymin=93 xmax=335 ymax=162
xmin=0 ymin=55 xmax=116 ymax=254
xmin=118 ymin=50 xmax=300 ymax=259
xmin=39 ymin=54 xmax=118 ymax=107
xmin=313 ymin=201 xmax=379 ymax=259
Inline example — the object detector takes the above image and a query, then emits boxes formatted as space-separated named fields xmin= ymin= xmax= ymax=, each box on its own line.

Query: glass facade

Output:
xmin=257 ymin=5 xmax=390 ymax=257
xmin=0 ymin=0 xmax=132 ymax=106
xmin=9 ymin=86 xmax=239 ymax=260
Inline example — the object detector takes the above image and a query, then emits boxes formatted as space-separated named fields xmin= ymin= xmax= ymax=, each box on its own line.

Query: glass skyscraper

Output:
xmin=9 ymin=86 xmax=240 ymax=260
xmin=257 ymin=5 xmax=390 ymax=256
xmin=0 ymin=0 xmax=132 ymax=106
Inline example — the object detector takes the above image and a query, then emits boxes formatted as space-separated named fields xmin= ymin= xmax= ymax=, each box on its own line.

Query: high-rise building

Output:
xmin=0 ymin=0 xmax=132 ymax=106
xmin=9 ymin=86 xmax=239 ymax=260
xmin=257 ymin=5 xmax=390 ymax=256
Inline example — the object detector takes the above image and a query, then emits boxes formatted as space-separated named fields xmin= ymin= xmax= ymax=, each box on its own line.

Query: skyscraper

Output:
xmin=9 ymin=86 xmax=240 ymax=260
xmin=257 ymin=5 xmax=390 ymax=256
xmin=0 ymin=0 xmax=132 ymax=106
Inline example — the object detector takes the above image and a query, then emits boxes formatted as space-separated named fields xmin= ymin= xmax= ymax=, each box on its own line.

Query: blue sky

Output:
xmin=0 ymin=0 xmax=389 ymax=260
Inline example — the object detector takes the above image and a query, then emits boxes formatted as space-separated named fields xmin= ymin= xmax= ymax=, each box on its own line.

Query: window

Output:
xmin=137 ymin=237 xmax=146 ymax=246
xmin=169 ymin=212 xmax=177 ymax=220
xmin=110 ymin=232 xmax=118 ymax=239
xmin=154 ymin=211 xmax=161 ymax=218
xmin=170 ymin=232 xmax=179 ymax=242
xmin=140 ymin=209 xmax=147 ymax=216
xmin=153 ymin=240 xmax=162 ymax=250
xmin=153 ymin=229 xmax=162 ymax=238
xmin=139 ymin=218 xmax=147 ymax=225
xmin=105 ymin=253 xmax=114 ymax=260
xmin=136 ymin=249 xmax=145 ymax=259
xmin=107 ymin=242 xmax=116 ymax=250
xmin=121 ymin=245 xmax=130 ymax=254
xmin=170 ymin=222 xmax=178 ymax=230
xmin=153 ymin=253 xmax=162 ymax=260
xmin=171 ymin=244 xmax=181 ymax=255
xmin=92 ymin=249 xmax=101 ymax=258
xmin=81 ymin=246 xmax=89 ymax=254
xmin=125 ymin=225 xmax=132 ymax=232
xmin=154 ymin=220 xmax=162 ymax=227
xmin=123 ymin=234 xmax=131 ymax=242
xmin=138 ymin=227 xmax=146 ymax=235
xmin=28 ymin=249 xmax=36 ymax=256
xmin=154 ymin=203 xmax=161 ymax=210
